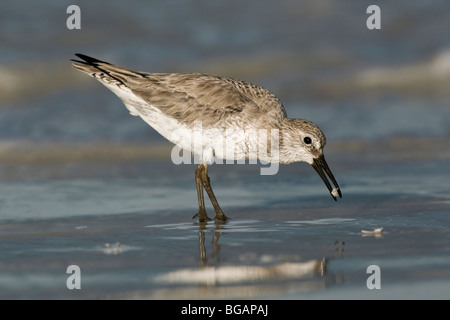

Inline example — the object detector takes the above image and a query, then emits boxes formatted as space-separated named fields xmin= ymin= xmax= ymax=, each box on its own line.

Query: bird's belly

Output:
xmin=123 ymin=101 xmax=279 ymax=164
xmin=198 ymin=126 xmax=278 ymax=164
xmin=205 ymin=129 xmax=252 ymax=162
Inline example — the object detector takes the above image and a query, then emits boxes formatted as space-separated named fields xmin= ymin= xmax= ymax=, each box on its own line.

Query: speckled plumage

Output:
xmin=72 ymin=53 xmax=341 ymax=221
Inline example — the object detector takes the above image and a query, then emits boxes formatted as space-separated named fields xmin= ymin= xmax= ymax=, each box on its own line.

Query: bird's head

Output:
xmin=283 ymin=119 xmax=342 ymax=201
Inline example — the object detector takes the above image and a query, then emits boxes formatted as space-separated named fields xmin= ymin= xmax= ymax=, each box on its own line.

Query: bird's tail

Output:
xmin=71 ymin=53 xmax=145 ymax=86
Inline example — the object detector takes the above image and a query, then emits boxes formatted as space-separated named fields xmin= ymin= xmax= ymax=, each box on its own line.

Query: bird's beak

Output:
xmin=311 ymin=155 xmax=342 ymax=201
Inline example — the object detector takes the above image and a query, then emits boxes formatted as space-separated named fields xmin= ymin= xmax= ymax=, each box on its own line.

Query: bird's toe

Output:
xmin=192 ymin=211 xmax=212 ymax=222
xmin=214 ymin=213 xmax=229 ymax=223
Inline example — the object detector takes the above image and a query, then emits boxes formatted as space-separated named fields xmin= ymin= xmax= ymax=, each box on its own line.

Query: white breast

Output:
xmin=113 ymin=88 xmax=280 ymax=165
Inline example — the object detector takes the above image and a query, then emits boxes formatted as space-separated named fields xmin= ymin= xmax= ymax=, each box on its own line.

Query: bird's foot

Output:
xmin=192 ymin=210 xmax=212 ymax=222
xmin=214 ymin=212 xmax=229 ymax=223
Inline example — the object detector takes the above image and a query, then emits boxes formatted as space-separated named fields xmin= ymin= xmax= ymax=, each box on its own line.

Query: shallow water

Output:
xmin=1 ymin=0 xmax=450 ymax=300
xmin=0 ymin=151 xmax=449 ymax=299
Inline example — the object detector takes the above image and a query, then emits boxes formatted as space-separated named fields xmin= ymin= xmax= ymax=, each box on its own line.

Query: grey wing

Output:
xmin=130 ymin=73 xmax=288 ymax=128
xmin=72 ymin=54 xmax=287 ymax=128
xmin=128 ymin=73 xmax=251 ymax=127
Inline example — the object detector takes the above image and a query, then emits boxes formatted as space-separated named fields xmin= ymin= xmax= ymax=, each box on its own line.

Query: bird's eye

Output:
xmin=303 ymin=137 xmax=312 ymax=145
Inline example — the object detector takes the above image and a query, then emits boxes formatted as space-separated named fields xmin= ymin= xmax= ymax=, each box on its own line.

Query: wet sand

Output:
xmin=1 ymin=195 xmax=449 ymax=300
xmin=1 ymin=143 xmax=449 ymax=300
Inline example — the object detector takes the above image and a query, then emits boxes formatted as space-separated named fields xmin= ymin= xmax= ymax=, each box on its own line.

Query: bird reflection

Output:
xmin=155 ymin=220 xmax=332 ymax=288
xmin=197 ymin=221 xmax=223 ymax=268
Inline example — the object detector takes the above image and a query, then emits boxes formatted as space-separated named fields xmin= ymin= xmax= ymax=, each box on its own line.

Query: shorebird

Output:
xmin=72 ymin=53 xmax=342 ymax=222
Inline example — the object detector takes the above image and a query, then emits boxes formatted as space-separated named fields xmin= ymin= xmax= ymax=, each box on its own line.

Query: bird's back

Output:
xmin=72 ymin=54 xmax=287 ymax=129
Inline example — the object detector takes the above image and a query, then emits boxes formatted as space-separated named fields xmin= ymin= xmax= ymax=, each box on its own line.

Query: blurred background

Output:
xmin=1 ymin=0 xmax=450 ymax=300
xmin=1 ymin=0 xmax=450 ymax=181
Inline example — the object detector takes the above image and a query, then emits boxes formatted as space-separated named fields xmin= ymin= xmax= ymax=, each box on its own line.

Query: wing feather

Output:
xmin=72 ymin=54 xmax=287 ymax=128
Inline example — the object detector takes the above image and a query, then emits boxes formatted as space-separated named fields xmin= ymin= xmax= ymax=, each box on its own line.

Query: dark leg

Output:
xmin=199 ymin=164 xmax=229 ymax=222
xmin=192 ymin=164 xmax=211 ymax=222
